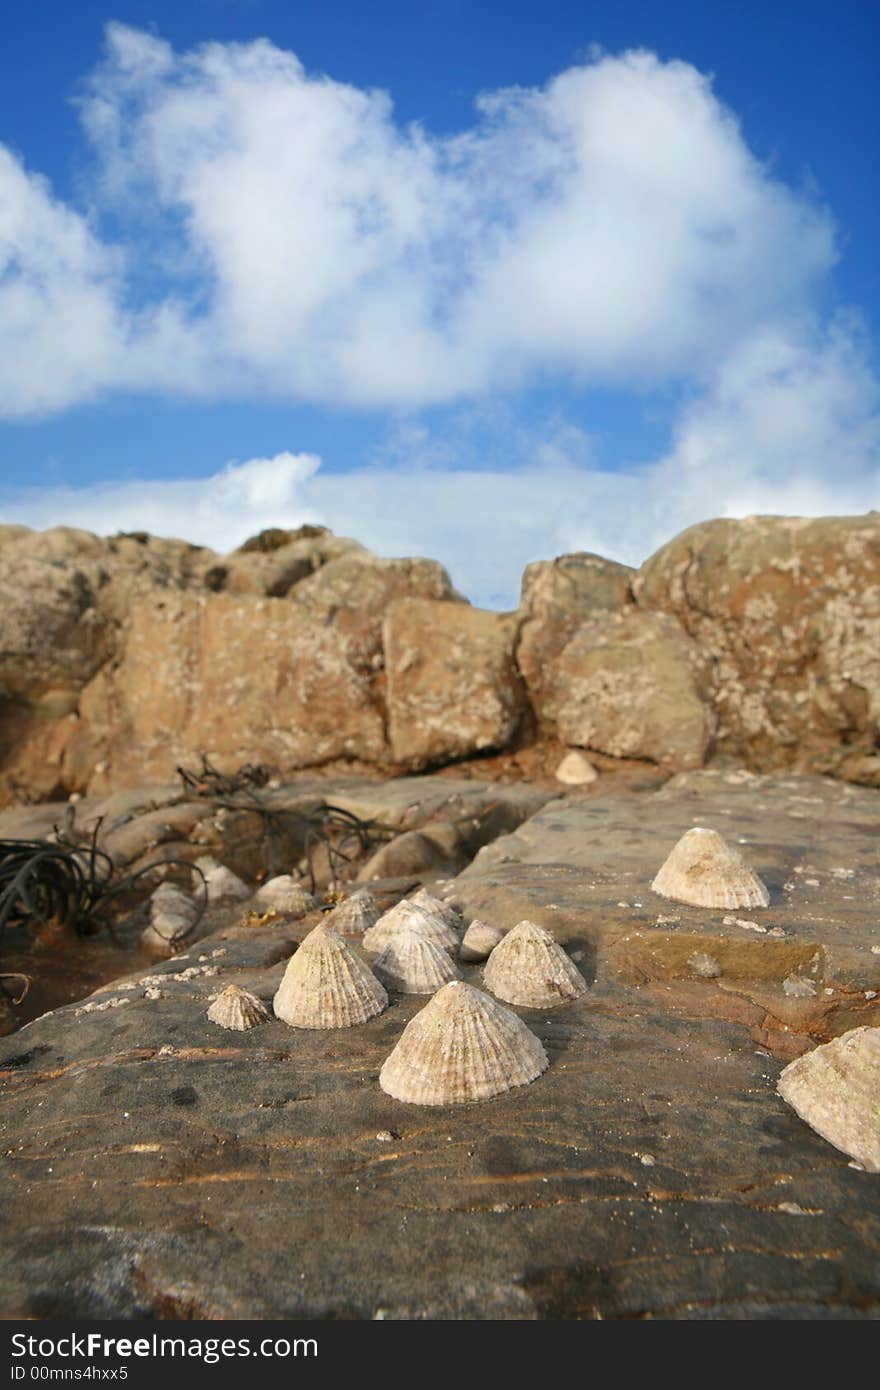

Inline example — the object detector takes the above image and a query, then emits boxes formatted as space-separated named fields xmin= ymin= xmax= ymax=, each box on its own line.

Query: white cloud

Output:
xmin=4 ymin=312 xmax=877 ymax=611
xmin=0 ymin=28 xmax=842 ymax=413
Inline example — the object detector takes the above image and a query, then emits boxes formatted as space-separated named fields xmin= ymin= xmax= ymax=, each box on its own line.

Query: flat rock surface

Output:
xmin=1 ymin=770 xmax=878 ymax=1319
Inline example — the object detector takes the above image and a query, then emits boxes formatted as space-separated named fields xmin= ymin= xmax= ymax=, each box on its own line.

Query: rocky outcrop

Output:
xmin=292 ymin=554 xmax=464 ymax=672
xmin=516 ymin=551 xmax=634 ymax=729
xmin=73 ymin=592 xmax=388 ymax=788
xmin=542 ymin=609 xmax=714 ymax=771
xmin=633 ymin=513 xmax=880 ymax=783
xmin=384 ymin=600 xmax=527 ymax=767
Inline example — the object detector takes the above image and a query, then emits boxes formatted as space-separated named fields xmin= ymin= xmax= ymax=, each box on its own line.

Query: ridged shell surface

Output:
xmin=273 ymin=925 xmax=388 ymax=1028
xmin=483 ymin=919 xmax=587 ymax=1008
xmin=379 ymin=981 xmax=548 ymax=1105
xmin=362 ymin=899 xmax=459 ymax=954
xmin=411 ymin=888 xmax=463 ymax=931
xmin=253 ymin=876 xmax=315 ymax=917
xmin=651 ymin=827 xmax=770 ymax=909
xmin=323 ymin=890 xmax=381 ymax=935
xmin=777 ymin=1026 xmax=880 ymax=1172
xmin=206 ymin=984 xmax=270 ymax=1031
xmin=373 ymin=931 xmax=463 ymax=994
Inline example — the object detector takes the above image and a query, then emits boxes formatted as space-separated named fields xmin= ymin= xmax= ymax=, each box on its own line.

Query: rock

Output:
xmin=293 ymin=554 xmax=465 ymax=673
xmin=459 ymin=919 xmax=506 ymax=963
xmin=2 ymin=908 xmax=879 ymax=1317
xmin=633 ymin=513 xmax=880 ymax=777
xmin=192 ymin=858 xmax=251 ymax=904
xmin=75 ymin=591 xmax=387 ymax=784
xmin=252 ymin=876 xmax=316 ymax=917
xmin=778 ymin=1026 xmax=880 ymax=1172
xmin=516 ymin=552 xmax=634 ymax=730
xmin=543 ymin=609 xmax=714 ymax=771
xmin=454 ymin=768 xmax=880 ymax=1042
xmin=383 ymin=600 xmax=527 ymax=767
xmin=143 ymin=883 xmax=199 ymax=949
xmin=215 ymin=529 xmax=367 ymax=599
xmin=554 ymin=750 xmax=598 ymax=785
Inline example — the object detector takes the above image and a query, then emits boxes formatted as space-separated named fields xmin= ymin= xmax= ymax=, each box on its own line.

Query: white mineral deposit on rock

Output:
xmin=323 ymin=889 xmax=381 ymax=935
xmin=688 ymin=952 xmax=722 ymax=979
xmin=373 ymin=930 xmax=463 ymax=994
xmin=651 ymin=827 xmax=770 ymax=909
xmin=273 ymin=924 xmax=387 ymax=1028
xmin=252 ymin=876 xmax=315 ymax=917
xmin=554 ymin=750 xmax=598 ymax=785
xmin=379 ymin=980 xmax=548 ymax=1105
xmin=206 ymin=984 xmax=270 ymax=1031
xmin=459 ymin=919 xmax=505 ymax=963
xmin=783 ymin=975 xmax=818 ymax=998
xmin=483 ymin=919 xmax=587 ymax=1009
xmin=777 ymin=1026 xmax=880 ymax=1172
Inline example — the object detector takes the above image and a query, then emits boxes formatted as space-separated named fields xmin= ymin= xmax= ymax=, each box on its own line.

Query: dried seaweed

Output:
xmin=0 ymin=818 xmax=208 ymax=945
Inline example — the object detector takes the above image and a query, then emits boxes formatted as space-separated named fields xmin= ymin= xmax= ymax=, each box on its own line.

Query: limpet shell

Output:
xmin=252 ymin=875 xmax=315 ymax=917
xmin=207 ymin=984 xmax=270 ymax=1031
xmin=379 ymin=981 xmax=548 ymax=1105
xmin=273 ymin=924 xmax=387 ymax=1029
xmin=362 ymin=899 xmax=459 ymax=954
xmin=777 ymin=1026 xmax=880 ymax=1172
xmin=651 ymin=827 xmax=770 ymax=909
xmin=483 ymin=919 xmax=586 ymax=1009
xmin=373 ymin=931 xmax=463 ymax=994
xmin=411 ymin=888 xmax=463 ymax=931
xmin=323 ymin=889 xmax=381 ymax=935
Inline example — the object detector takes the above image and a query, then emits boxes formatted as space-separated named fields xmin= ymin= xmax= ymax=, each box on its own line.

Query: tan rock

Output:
xmin=383 ymin=599 xmax=527 ymax=767
xmin=545 ymin=609 xmax=713 ymax=771
xmin=633 ymin=513 xmax=880 ymax=777
xmin=293 ymin=555 xmax=464 ymax=672
xmin=78 ymin=591 xmax=387 ymax=785
xmin=516 ymin=552 xmax=634 ymax=730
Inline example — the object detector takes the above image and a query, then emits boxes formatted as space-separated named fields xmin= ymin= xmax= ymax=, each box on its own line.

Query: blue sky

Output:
xmin=1 ymin=1 xmax=878 ymax=606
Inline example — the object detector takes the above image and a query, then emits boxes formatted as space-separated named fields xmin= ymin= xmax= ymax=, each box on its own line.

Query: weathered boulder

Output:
xmin=542 ymin=609 xmax=714 ymax=770
xmin=293 ymin=554 xmax=465 ymax=672
xmin=516 ymin=552 xmax=634 ymax=729
xmin=74 ymin=592 xmax=387 ymax=786
xmin=383 ymin=600 xmax=527 ymax=767
xmin=209 ymin=527 xmax=367 ymax=598
xmin=633 ymin=513 xmax=880 ymax=781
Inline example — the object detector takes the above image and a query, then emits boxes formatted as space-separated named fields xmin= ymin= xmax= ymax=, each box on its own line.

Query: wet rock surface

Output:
xmin=1 ymin=768 xmax=878 ymax=1319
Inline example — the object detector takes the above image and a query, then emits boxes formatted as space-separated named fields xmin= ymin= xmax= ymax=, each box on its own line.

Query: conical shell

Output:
xmin=379 ymin=981 xmax=548 ymax=1105
xmin=323 ymin=889 xmax=381 ymax=935
xmin=273 ymin=924 xmax=387 ymax=1029
xmin=206 ymin=984 xmax=270 ymax=1031
xmin=411 ymin=888 xmax=463 ymax=931
xmin=651 ymin=827 xmax=770 ymax=909
xmin=777 ymin=1026 xmax=880 ymax=1172
xmin=483 ymin=919 xmax=587 ymax=1009
xmin=253 ymin=875 xmax=316 ymax=917
xmin=362 ymin=899 xmax=459 ymax=954
xmin=373 ymin=930 xmax=464 ymax=994
xmin=459 ymin=919 xmax=505 ymax=963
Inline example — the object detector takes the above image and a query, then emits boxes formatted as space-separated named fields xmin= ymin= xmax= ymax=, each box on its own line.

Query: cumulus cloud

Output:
xmin=4 ymin=312 xmax=878 ymax=611
xmin=0 ymin=26 xmax=841 ymax=413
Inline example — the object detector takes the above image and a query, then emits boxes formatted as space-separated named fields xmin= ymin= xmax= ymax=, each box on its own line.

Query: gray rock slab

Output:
xmin=1 ymin=928 xmax=878 ymax=1319
xmin=454 ymin=770 xmax=880 ymax=1005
